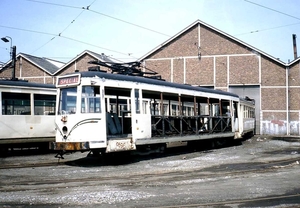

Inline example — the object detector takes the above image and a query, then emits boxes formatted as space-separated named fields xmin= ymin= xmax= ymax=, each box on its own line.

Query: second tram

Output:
xmin=0 ymin=79 xmax=56 ymax=151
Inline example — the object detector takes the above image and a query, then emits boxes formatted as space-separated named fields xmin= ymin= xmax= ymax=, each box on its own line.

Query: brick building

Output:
xmin=1 ymin=20 xmax=300 ymax=136
xmin=0 ymin=53 xmax=64 ymax=84
xmin=138 ymin=20 xmax=300 ymax=136
xmin=0 ymin=50 xmax=112 ymax=84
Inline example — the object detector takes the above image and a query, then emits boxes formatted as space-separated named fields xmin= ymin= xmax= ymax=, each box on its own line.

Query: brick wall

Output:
xmin=261 ymin=59 xmax=286 ymax=86
xmin=215 ymin=56 xmax=227 ymax=88
xmin=0 ymin=56 xmax=54 ymax=84
xmin=186 ymin=57 xmax=214 ymax=85
xmin=56 ymin=54 xmax=111 ymax=78
xmin=229 ymin=55 xmax=259 ymax=84
xmin=141 ymin=21 xmax=300 ymax=135
xmin=261 ymin=88 xmax=286 ymax=110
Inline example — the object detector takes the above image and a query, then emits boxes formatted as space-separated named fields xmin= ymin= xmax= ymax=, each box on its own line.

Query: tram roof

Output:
xmin=0 ymin=79 xmax=55 ymax=89
xmin=78 ymin=71 xmax=239 ymax=98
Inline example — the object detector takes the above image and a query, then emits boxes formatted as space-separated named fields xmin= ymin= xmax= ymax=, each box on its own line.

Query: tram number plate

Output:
xmin=116 ymin=141 xmax=127 ymax=149
xmin=107 ymin=139 xmax=134 ymax=152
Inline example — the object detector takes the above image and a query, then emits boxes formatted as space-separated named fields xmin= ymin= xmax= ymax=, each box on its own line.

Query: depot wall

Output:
xmin=141 ymin=23 xmax=300 ymax=136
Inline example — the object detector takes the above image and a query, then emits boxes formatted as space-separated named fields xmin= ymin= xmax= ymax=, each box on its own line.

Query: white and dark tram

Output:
xmin=0 ymin=79 xmax=56 ymax=151
xmin=50 ymin=68 xmax=255 ymax=156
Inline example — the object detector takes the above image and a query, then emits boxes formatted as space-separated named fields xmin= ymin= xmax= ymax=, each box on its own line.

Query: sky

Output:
xmin=0 ymin=0 xmax=300 ymax=66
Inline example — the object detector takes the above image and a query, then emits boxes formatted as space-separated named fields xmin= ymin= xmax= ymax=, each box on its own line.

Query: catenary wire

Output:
xmin=0 ymin=24 xmax=131 ymax=57
xmin=234 ymin=22 xmax=300 ymax=36
xmin=10 ymin=0 xmax=300 ymax=62
xmin=31 ymin=0 xmax=96 ymax=54
xmin=244 ymin=0 xmax=300 ymax=21
xmin=25 ymin=0 xmax=171 ymax=37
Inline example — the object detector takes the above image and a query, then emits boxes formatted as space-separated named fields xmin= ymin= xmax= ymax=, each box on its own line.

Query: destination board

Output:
xmin=57 ymin=74 xmax=80 ymax=87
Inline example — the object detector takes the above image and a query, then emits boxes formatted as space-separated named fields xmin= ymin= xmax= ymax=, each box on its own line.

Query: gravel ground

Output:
xmin=0 ymin=136 xmax=300 ymax=207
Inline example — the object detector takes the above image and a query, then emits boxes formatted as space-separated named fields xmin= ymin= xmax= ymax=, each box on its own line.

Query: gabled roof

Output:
xmin=54 ymin=50 xmax=116 ymax=75
xmin=138 ymin=19 xmax=292 ymax=67
xmin=0 ymin=53 xmax=65 ymax=75
xmin=287 ymin=56 xmax=300 ymax=66
xmin=21 ymin=53 xmax=65 ymax=74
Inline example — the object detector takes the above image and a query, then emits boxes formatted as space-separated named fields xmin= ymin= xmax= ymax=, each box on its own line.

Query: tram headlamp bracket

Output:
xmin=61 ymin=115 xmax=68 ymax=122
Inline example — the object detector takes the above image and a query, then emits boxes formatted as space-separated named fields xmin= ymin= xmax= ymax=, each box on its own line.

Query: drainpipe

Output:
xmin=293 ymin=34 xmax=297 ymax=60
xmin=286 ymin=66 xmax=290 ymax=136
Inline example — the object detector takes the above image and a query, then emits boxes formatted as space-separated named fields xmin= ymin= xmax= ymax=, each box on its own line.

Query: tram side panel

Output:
xmin=0 ymin=116 xmax=55 ymax=141
xmin=234 ymin=99 xmax=255 ymax=138
xmin=240 ymin=99 xmax=256 ymax=137
xmin=0 ymin=81 xmax=56 ymax=149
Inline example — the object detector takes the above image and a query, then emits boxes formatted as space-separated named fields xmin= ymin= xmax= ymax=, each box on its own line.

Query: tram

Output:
xmin=0 ymin=79 xmax=56 ymax=151
xmin=50 ymin=64 xmax=255 ymax=156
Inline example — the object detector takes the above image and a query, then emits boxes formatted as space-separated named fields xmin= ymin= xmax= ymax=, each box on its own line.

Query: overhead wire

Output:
xmin=235 ymin=1 xmax=300 ymax=36
xmin=23 ymin=0 xmax=169 ymax=60
xmin=235 ymin=22 xmax=300 ymax=36
xmin=31 ymin=0 xmax=96 ymax=54
xmin=25 ymin=0 xmax=171 ymax=37
xmin=26 ymin=0 xmax=82 ymax=9
xmin=88 ymin=9 xmax=171 ymax=37
xmin=0 ymin=24 xmax=130 ymax=56
xmin=14 ymin=0 xmax=300 ymax=61
xmin=244 ymin=0 xmax=300 ymax=21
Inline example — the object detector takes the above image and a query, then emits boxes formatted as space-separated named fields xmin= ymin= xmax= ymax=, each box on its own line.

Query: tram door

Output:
xmin=80 ymin=85 xmax=106 ymax=147
xmin=131 ymin=89 xmax=151 ymax=141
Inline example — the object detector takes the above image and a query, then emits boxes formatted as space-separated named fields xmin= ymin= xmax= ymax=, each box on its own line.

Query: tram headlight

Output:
xmin=62 ymin=126 xmax=68 ymax=135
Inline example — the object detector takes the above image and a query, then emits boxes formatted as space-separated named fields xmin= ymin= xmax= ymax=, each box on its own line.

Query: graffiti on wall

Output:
xmin=261 ymin=120 xmax=300 ymax=135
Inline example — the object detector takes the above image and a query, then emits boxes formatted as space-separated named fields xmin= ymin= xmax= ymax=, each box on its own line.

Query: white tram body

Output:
xmin=0 ymin=80 xmax=56 ymax=148
xmin=235 ymin=98 xmax=256 ymax=138
xmin=51 ymin=71 xmax=255 ymax=154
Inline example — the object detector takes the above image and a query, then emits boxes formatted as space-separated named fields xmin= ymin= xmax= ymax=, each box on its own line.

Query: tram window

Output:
xmin=81 ymin=86 xmax=101 ymax=113
xmin=142 ymin=100 xmax=150 ymax=114
xmin=171 ymin=104 xmax=178 ymax=116
xmin=213 ymin=104 xmax=220 ymax=116
xmin=183 ymin=106 xmax=187 ymax=116
xmin=151 ymin=100 xmax=159 ymax=115
xmin=59 ymin=87 xmax=77 ymax=114
xmin=1 ymin=92 xmax=31 ymax=115
xmin=200 ymin=103 xmax=209 ymax=115
xmin=34 ymin=94 xmax=56 ymax=115
xmin=163 ymin=104 xmax=168 ymax=115
xmin=135 ymin=89 xmax=140 ymax=114
xmin=244 ymin=106 xmax=248 ymax=118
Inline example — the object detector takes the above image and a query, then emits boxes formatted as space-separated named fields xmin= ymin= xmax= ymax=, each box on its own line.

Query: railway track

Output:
xmin=152 ymin=193 xmax=300 ymax=208
xmin=1 ymin=150 xmax=299 ymax=175
xmin=0 ymin=160 xmax=66 ymax=170
xmin=1 ymin=155 xmax=299 ymax=207
xmin=0 ymin=138 xmax=299 ymax=207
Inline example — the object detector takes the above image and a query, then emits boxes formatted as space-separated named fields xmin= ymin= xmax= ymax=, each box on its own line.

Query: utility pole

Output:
xmin=11 ymin=46 xmax=16 ymax=80
xmin=293 ymin=34 xmax=297 ymax=60
xmin=1 ymin=36 xmax=17 ymax=80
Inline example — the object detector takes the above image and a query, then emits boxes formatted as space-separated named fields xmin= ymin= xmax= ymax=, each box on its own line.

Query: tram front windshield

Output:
xmin=58 ymin=87 xmax=77 ymax=115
